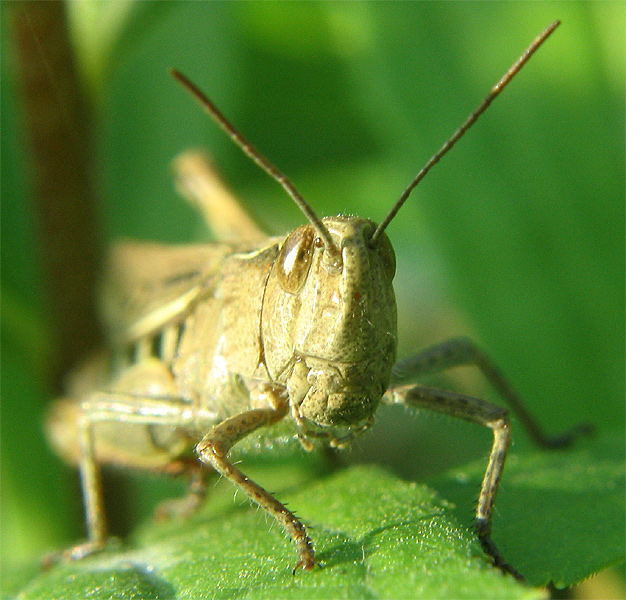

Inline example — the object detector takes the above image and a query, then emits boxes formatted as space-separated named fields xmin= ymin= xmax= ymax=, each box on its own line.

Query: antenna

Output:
xmin=171 ymin=69 xmax=338 ymax=254
xmin=370 ymin=20 xmax=561 ymax=246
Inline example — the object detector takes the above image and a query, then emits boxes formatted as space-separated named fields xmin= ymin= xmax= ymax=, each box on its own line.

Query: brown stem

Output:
xmin=9 ymin=1 xmax=103 ymax=390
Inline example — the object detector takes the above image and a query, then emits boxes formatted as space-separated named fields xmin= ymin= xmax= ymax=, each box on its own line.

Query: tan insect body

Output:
xmin=47 ymin=21 xmax=591 ymax=581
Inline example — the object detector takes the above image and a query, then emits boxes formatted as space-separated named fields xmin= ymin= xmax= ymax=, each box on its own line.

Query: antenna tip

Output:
xmin=545 ymin=20 xmax=561 ymax=35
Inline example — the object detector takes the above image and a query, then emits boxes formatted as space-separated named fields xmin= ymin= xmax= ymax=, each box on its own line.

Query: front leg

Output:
xmin=196 ymin=392 xmax=316 ymax=571
xmin=392 ymin=337 xmax=593 ymax=447
xmin=385 ymin=384 xmax=522 ymax=580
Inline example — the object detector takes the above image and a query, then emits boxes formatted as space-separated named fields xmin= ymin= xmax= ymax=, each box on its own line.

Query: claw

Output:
xmin=292 ymin=557 xmax=316 ymax=574
xmin=542 ymin=422 xmax=595 ymax=449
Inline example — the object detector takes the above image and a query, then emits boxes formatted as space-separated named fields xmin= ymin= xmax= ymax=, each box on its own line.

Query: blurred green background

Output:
xmin=2 ymin=0 xmax=623 ymax=587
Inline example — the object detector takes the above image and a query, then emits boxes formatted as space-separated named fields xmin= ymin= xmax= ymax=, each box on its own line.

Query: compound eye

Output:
xmin=377 ymin=232 xmax=396 ymax=283
xmin=277 ymin=225 xmax=315 ymax=294
xmin=364 ymin=222 xmax=396 ymax=283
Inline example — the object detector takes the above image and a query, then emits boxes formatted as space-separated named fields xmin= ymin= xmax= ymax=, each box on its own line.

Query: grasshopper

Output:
xmin=47 ymin=21 xmax=591 ymax=581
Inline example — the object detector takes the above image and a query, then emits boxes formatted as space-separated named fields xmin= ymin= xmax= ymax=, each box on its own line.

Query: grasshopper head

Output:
xmin=262 ymin=217 xmax=397 ymax=427
xmin=174 ymin=22 xmax=563 ymax=424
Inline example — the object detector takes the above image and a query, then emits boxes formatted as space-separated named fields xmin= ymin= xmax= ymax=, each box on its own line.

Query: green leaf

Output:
xmin=9 ymin=434 xmax=623 ymax=599
xmin=66 ymin=0 xmax=136 ymax=98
